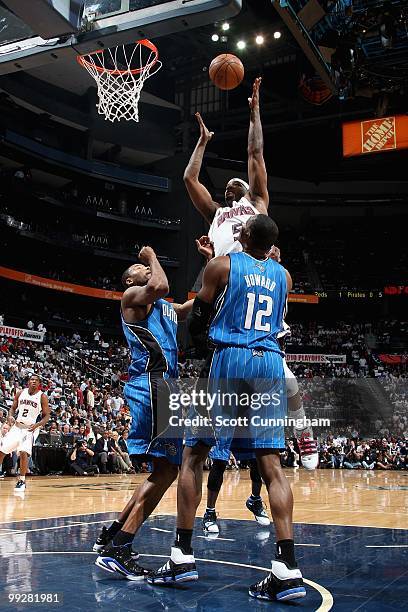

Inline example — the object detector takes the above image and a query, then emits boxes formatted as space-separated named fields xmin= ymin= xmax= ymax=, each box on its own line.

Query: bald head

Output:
xmin=121 ymin=264 xmax=152 ymax=288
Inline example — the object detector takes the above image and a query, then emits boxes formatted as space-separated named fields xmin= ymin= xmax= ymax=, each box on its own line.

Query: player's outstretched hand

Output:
xmin=267 ymin=245 xmax=281 ymax=262
xmin=248 ymin=76 xmax=262 ymax=111
xmin=196 ymin=112 xmax=214 ymax=144
xmin=138 ymin=246 xmax=156 ymax=264
xmin=195 ymin=235 xmax=214 ymax=261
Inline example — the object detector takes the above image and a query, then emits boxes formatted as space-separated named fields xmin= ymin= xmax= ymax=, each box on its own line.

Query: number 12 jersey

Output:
xmin=209 ymin=252 xmax=287 ymax=353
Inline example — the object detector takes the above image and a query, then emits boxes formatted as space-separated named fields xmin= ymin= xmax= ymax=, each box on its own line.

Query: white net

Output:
xmin=78 ymin=40 xmax=162 ymax=123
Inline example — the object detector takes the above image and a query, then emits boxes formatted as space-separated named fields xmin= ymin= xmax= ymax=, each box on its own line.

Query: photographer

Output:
xmin=70 ymin=439 xmax=98 ymax=476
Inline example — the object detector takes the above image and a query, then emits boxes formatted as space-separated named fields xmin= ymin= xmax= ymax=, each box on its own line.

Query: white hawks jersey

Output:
xmin=16 ymin=388 xmax=42 ymax=426
xmin=208 ymin=196 xmax=259 ymax=257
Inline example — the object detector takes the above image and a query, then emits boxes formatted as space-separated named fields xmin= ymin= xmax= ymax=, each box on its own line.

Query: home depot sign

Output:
xmin=343 ymin=115 xmax=408 ymax=157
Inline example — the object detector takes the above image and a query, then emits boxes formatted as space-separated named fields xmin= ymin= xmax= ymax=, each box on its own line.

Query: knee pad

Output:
xmin=249 ymin=460 xmax=262 ymax=484
xmin=207 ymin=459 xmax=227 ymax=492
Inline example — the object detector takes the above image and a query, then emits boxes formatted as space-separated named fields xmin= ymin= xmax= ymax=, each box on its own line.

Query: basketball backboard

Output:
xmin=0 ymin=0 xmax=242 ymax=75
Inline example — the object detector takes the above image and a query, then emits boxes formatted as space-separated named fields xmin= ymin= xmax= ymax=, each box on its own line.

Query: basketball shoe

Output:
xmin=296 ymin=430 xmax=319 ymax=470
xmin=14 ymin=480 xmax=26 ymax=492
xmin=93 ymin=526 xmax=139 ymax=557
xmin=202 ymin=509 xmax=219 ymax=533
xmin=249 ymin=560 xmax=306 ymax=602
xmin=147 ymin=546 xmax=198 ymax=584
xmin=246 ymin=496 xmax=270 ymax=526
xmin=95 ymin=542 xmax=148 ymax=580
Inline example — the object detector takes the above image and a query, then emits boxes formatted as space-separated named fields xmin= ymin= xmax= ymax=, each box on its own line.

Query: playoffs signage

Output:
xmin=286 ymin=354 xmax=347 ymax=364
xmin=343 ymin=115 xmax=408 ymax=157
xmin=0 ymin=325 xmax=45 ymax=343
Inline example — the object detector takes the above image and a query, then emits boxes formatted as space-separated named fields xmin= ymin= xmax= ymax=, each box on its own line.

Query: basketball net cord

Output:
xmin=79 ymin=42 xmax=162 ymax=123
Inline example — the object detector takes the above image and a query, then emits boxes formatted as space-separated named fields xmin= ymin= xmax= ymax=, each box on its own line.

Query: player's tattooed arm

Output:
xmin=122 ymin=247 xmax=169 ymax=311
xmin=184 ymin=113 xmax=219 ymax=225
xmin=173 ymin=299 xmax=194 ymax=322
xmin=28 ymin=393 xmax=50 ymax=432
xmin=248 ymin=77 xmax=269 ymax=214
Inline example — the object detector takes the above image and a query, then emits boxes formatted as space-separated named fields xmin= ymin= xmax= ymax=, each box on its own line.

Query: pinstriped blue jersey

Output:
xmin=121 ymin=299 xmax=178 ymax=379
xmin=209 ymin=252 xmax=287 ymax=352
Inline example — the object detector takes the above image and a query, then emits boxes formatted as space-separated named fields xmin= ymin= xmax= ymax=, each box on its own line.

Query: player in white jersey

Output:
xmin=184 ymin=77 xmax=267 ymax=256
xmin=0 ymin=374 xmax=50 ymax=492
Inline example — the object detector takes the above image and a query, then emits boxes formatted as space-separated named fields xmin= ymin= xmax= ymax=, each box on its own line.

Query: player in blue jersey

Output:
xmin=148 ymin=216 xmax=306 ymax=602
xmin=94 ymin=246 xmax=193 ymax=580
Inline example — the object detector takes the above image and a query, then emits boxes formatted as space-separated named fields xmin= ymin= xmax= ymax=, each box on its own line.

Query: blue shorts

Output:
xmin=208 ymin=441 xmax=231 ymax=462
xmin=186 ymin=346 xmax=286 ymax=458
xmin=125 ymin=373 xmax=182 ymax=465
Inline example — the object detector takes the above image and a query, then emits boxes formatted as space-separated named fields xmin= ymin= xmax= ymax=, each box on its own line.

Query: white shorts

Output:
xmin=0 ymin=425 xmax=38 ymax=456
xmin=283 ymin=359 xmax=299 ymax=399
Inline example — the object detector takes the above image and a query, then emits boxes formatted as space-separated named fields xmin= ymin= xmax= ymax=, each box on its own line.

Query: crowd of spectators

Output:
xmin=0 ymin=317 xmax=406 ymax=476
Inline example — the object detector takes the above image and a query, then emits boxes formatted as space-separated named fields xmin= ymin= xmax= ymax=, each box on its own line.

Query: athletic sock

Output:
xmin=206 ymin=507 xmax=216 ymax=513
xmin=250 ymin=494 xmax=262 ymax=502
xmin=20 ymin=475 xmax=26 ymax=482
xmin=175 ymin=528 xmax=193 ymax=555
xmin=276 ymin=539 xmax=296 ymax=569
xmin=106 ymin=520 xmax=123 ymax=537
xmin=112 ymin=530 xmax=134 ymax=547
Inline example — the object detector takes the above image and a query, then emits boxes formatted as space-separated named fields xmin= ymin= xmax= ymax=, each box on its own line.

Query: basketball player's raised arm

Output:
xmin=248 ymin=77 xmax=269 ymax=213
xmin=122 ymin=247 xmax=169 ymax=308
xmin=28 ymin=393 xmax=50 ymax=432
xmin=183 ymin=113 xmax=219 ymax=225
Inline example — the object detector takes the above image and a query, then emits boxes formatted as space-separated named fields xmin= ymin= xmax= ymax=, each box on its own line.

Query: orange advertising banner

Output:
xmin=0 ymin=266 xmax=174 ymax=302
xmin=342 ymin=115 xmax=408 ymax=157
xmin=0 ymin=266 xmax=123 ymax=300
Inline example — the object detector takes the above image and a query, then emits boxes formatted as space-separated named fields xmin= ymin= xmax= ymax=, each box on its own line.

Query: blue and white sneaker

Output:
xmin=93 ymin=526 xmax=139 ymax=558
xmin=147 ymin=547 xmax=198 ymax=585
xmin=14 ymin=479 xmax=26 ymax=493
xmin=95 ymin=543 xmax=148 ymax=581
xmin=249 ymin=560 xmax=306 ymax=602
xmin=246 ymin=496 xmax=270 ymax=526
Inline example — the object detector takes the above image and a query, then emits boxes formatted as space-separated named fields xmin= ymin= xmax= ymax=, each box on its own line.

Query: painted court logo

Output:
xmin=361 ymin=117 xmax=396 ymax=153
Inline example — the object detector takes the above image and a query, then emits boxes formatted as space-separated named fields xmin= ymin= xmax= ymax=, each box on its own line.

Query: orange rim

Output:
xmin=77 ymin=39 xmax=159 ymax=75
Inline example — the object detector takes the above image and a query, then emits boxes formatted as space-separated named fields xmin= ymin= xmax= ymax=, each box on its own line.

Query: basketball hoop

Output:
xmin=77 ymin=39 xmax=162 ymax=123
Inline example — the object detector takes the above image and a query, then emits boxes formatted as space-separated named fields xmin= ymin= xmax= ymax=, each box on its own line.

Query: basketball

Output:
xmin=209 ymin=53 xmax=244 ymax=90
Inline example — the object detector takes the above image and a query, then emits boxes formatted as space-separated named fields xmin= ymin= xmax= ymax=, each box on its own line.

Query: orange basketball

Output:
xmin=209 ymin=54 xmax=244 ymax=91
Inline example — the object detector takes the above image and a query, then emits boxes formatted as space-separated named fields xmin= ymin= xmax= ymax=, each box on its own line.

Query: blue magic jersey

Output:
xmin=209 ymin=252 xmax=287 ymax=352
xmin=121 ymin=299 xmax=178 ymax=379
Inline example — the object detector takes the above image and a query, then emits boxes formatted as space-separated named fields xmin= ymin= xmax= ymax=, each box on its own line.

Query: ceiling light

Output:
xmin=255 ymin=35 xmax=264 ymax=45
xmin=222 ymin=22 xmax=230 ymax=31
xmin=273 ymin=31 xmax=282 ymax=40
xmin=237 ymin=40 xmax=246 ymax=50
xmin=211 ymin=33 xmax=219 ymax=42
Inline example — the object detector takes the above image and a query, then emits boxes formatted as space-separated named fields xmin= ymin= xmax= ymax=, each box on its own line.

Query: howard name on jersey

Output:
xmin=16 ymin=388 xmax=42 ymax=426
xmin=209 ymin=253 xmax=287 ymax=352
xmin=209 ymin=196 xmax=260 ymax=257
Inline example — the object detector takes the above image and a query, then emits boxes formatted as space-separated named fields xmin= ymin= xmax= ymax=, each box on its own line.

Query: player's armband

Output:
xmin=188 ymin=297 xmax=213 ymax=356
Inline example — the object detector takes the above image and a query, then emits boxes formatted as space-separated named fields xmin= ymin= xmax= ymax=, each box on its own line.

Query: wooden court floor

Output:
xmin=1 ymin=469 xmax=407 ymax=529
